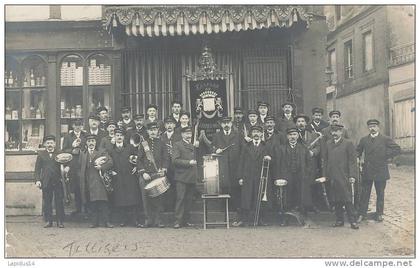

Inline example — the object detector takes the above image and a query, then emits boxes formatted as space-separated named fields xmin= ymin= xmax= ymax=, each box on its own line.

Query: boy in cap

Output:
xmin=137 ymin=122 xmax=170 ymax=228
xmin=356 ymin=119 xmax=401 ymax=223
xmin=276 ymin=102 xmax=296 ymax=133
xmin=310 ymin=107 xmax=329 ymax=133
xmin=35 ymin=135 xmax=67 ymax=228
xmin=321 ymin=124 xmax=359 ymax=229
xmin=172 ymin=126 xmax=199 ymax=229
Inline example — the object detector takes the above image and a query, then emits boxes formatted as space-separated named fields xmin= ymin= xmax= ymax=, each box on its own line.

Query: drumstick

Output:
xmin=220 ymin=143 xmax=235 ymax=153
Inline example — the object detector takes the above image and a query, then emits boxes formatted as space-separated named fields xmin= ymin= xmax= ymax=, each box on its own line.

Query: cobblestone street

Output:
xmin=5 ymin=165 xmax=414 ymax=258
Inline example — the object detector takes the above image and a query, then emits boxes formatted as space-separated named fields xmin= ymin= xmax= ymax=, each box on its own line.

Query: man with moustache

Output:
xmin=233 ymin=125 xmax=272 ymax=227
xmin=211 ymin=116 xmax=242 ymax=211
xmin=118 ymin=106 xmax=135 ymax=132
xmin=161 ymin=117 xmax=182 ymax=211
xmin=79 ymin=134 xmax=114 ymax=228
xmin=108 ymin=128 xmax=141 ymax=227
xmin=257 ymin=101 xmax=270 ymax=125
xmin=172 ymin=127 xmax=198 ymax=229
xmin=87 ymin=114 xmax=106 ymax=146
xmin=127 ymin=114 xmax=148 ymax=145
xmin=322 ymin=124 xmax=359 ymax=230
xmin=232 ymin=107 xmax=246 ymax=137
xmin=99 ymin=120 xmax=117 ymax=152
xmin=310 ymin=107 xmax=329 ymax=133
xmin=264 ymin=115 xmax=287 ymax=146
xmin=97 ymin=106 xmax=110 ymax=132
xmin=137 ymin=122 xmax=169 ymax=228
xmin=62 ymin=119 xmax=86 ymax=216
xmin=169 ymin=100 xmax=183 ymax=129
xmin=276 ymin=102 xmax=296 ymax=133
xmin=144 ymin=104 xmax=165 ymax=134
xmin=357 ymin=119 xmax=400 ymax=223
xmin=322 ymin=110 xmax=350 ymax=142
xmin=243 ymin=110 xmax=261 ymax=143
xmin=35 ymin=135 xmax=68 ymax=228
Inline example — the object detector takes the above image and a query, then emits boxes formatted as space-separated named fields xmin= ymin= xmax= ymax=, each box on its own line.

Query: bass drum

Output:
xmin=144 ymin=176 xmax=171 ymax=198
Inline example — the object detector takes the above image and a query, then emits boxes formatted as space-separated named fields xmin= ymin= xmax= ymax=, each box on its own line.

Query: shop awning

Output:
xmin=103 ymin=5 xmax=318 ymax=37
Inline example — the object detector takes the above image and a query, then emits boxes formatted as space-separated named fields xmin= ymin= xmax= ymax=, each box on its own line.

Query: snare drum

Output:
xmin=144 ymin=176 xmax=171 ymax=198
xmin=203 ymin=154 xmax=220 ymax=195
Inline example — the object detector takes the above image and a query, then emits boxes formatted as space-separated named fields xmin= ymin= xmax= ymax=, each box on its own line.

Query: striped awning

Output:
xmin=103 ymin=5 xmax=317 ymax=37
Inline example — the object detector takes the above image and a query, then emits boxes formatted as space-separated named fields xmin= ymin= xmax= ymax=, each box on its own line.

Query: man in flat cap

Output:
xmin=276 ymin=102 xmax=296 ymax=133
xmin=264 ymin=115 xmax=286 ymax=146
xmin=170 ymin=100 xmax=183 ymax=129
xmin=97 ymin=106 xmax=110 ymax=132
xmin=232 ymin=107 xmax=246 ymax=137
xmin=233 ymin=125 xmax=273 ymax=227
xmin=99 ymin=120 xmax=117 ymax=152
xmin=79 ymin=134 xmax=114 ymax=228
xmin=87 ymin=113 xmax=106 ymax=146
xmin=108 ymin=128 xmax=141 ymax=227
xmin=322 ymin=110 xmax=350 ymax=142
xmin=126 ymin=114 xmax=148 ymax=145
xmin=321 ymin=124 xmax=359 ymax=229
xmin=211 ymin=116 xmax=242 ymax=212
xmin=62 ymin=119 xmax=87 ymax=216
xmin=257 ymin=101 xmax=270 ymax=125
xmin=310 ymin=107 xmax=329 ymax=133
xmin=357 ymin=119 xmax=401 ymax=223
xmin=35 ymin=135 xmax=67 ymax=228
xmin=137 ymin=122 xmax=170 ymax=228
xmin=244 ymin=109 xmax=261 ymax=143
xmin=172 ymin=126 xmax=199 ymax=229
xmin=145 ymin=104 xmax=165 ymax=134
xmin=118 ymin=106 xmax=135 ymax=132
xmin=161 ymin=117 xmax=182 ymax=211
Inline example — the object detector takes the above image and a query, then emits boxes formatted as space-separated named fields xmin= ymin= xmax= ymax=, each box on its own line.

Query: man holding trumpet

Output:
xmin=321 ymin=124 xmax=359 ymax=230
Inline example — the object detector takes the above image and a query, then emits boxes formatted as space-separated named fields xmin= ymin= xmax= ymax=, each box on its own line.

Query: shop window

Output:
xmin=363 ymin=31 xmax=373 ymax=72
xmin=87 ymin=53 xmax=112 ymax=115
xmin=344 ymin=40 xmax=353 ymax=80
xmin=5 ymin=56 xmax=47 ymax=152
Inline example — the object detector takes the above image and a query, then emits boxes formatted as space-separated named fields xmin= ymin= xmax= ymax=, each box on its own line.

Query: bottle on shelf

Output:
xmin=23 ymin=77 xmax=29 ymax=87
xmin=30 ymin=69 xmax=35 ymax=87
xmin=41 ymin=76 xmax=46 ymax=86
xmin=8 ymin=71 xmax=14 ymax=87
xmin=36 ymin=108 xmax=42 ymax=119
xmin=5 ymin=71 xmax=8 ymax=87
xmin=30 ymin=106 xmax=35 ymax=118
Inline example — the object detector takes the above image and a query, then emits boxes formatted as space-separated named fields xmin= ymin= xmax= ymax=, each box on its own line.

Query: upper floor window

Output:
xmin=344 ymin=40 xmax=353 ymax=80
xmin=363 ymin=31 xmax=373 ymax=72
xmin=327 ymin=49 xmax=337 ymax=85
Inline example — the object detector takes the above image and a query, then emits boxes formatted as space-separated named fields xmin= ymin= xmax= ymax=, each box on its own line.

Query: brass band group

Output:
xmin=34 ymin=100 xmax=401 ymax=230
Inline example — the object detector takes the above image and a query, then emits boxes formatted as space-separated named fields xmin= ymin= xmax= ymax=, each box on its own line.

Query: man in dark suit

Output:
xmin=172 ymin=126 xmax=198 ymax=229
xmin=126 ymin=114 xmax=148 ymax=145
xmin=264 ymin=115 xmax=287 ymax=146
xmin=87 ymin=113 xmax=106 ymax=146
xmin=322 ymin=110 xmax=350 ymax=141
xmin=118 ymin=106 xmax=135 ymax=132
xmin=357 ymin=119 xmax=401 ymax=223
xmin=322 ymin=124 xmax=359 ymax=229
xmin=257 ymin=101 xmax=270 ymax=125
xmin=169 ymin=100 xmax=182 ymax=129
xmin=276 ymin=102 xmax=296 ymax=133
xmin=310 ymin=107 xmax=329 ymax=133
xmin=161 ymin=117 xmax=182 ymax=211
xmin=211 ymin=116 xmax=242 ymax=211
xmin=35 ymin=135 xmax=67 ymax=228
xmin=232 ymin=107 xmax=246 ymax=137
xmin=144 ymin=104 xmax=165 ymax=134
xmin=62 ymin=119 xmax=86 ymax=215
xmin=233 ymin=125 xmax=272 ymax=227
xmin=137 ymin=122 xmax=170 ymax=228
xmin=79 ymin=134 xmax=114 ymax=228
xmin=97 ymin=106 xmax=110 ymax=132
xmin=99 ymin=120 xmax=117 ymax=152
xmin=243 ymin=110 xmax=261 ymax=143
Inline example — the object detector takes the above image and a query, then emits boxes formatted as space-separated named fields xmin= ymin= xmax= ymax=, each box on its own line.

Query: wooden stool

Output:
xmin=201 ymin=194 xmax=231 ymax=229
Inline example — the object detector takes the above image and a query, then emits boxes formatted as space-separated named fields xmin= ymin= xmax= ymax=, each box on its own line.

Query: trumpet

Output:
xmin=253 ymin=155 xmax=271 ymax=227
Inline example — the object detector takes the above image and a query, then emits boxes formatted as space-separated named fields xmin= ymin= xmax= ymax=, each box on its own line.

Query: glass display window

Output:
xmin=87 ymin=53 xmax=112 ymax=115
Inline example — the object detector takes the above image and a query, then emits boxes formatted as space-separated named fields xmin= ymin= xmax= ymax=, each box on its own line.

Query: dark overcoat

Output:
xmin=79 ymin=149 xmax=113 ymax=204
xmin=108 ymin=143 xmax=141 ymax=207
xmin=278 ymin=143 xmax=313 ymax=207
xmin=86 ymin=128 xmax=107 ymax=146
xmin=211 ymin=129 xmax=242 ymax=191
xmin=322 ymin=138 xmax=358 ymax=203
xmin=357 ymin=134 xmax=401 ymax=181
xmin=160 ymin=131 xmax=182 ymax=178
xmin=309 ymin=120 xmax=329 ymax=132
xmin=99 ymin=135 xmax=114 ymax=152
xmin=275 ymin=114 xmax=295 ymax=133
xmin=34 ymin=150 xmax=62 ymax=189
xmin=172 ymin=140 xmax=198 ymax=184
xmin=137 ymin=137 xmax=169 ymax=174
xmin=62 ymin=130 xmax=87 ymax=192
xmin=322 ymin=126 xmax=350 ymax=142
xmin=237 ymin=141 xmax=273 ymax=210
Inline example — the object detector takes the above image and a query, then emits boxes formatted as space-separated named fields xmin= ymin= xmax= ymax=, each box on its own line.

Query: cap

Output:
xmin=286 ymin=127 xmax=299 ymax=134
xmin=88 ymin=113 xmax=100 ymax=121
xmin=282 ymin=102 xmax=295 ymax=108
xmin=146 ymin=122 xmax=159 ymax=130
xmin=181 ymin=126 xmax=193 ymax=133
xmin=233 ymin=107 xmax=243 ymax=114
xmin=146 ymin=104 xmax=158 ymax=110
xmin=43 ymin=135 xmax=56 ymax=143
xmin=293 ymin=114 xmax=310 ymax=123
xmin=133 ymin=114 xmax=145 ymax=120
xmin=367 ymin=119 xmax=380 ymax=126
xmin=97 ymin=106 xmax=108 ymax=113
xmin=312 ymin=107 xmax=324 ymax=115
xmin=257 ymin=101 xmax=269 ymax=108
xmin=180 ymin=111 xmax=191 ymax=118
xmin=107 ymin=120 xmax=117 ymax=127
xmin=114 ymin=128 xmax=125 ymax=135
xmin=72 ymin=118 xmax=83 ymax=126
xmin=330 ymin=124 xmax=344 ymax=130
xmin=248 ymin=109 xmax=258 ymax=116
xmin=164 ymin=117 xmax=176 ymax=124
xmin=265 ymin=115 xmax=275 ymax=122
xmin=85 ymin=134 xmax=97 ymax=141
xmin=121 ymin=106 xmax=131 ymax=113
xmin=329 ymin=110 xmax=341 ymax=117
xmin=250 ymin=125 xmax=263 ymax=132
xmin=221 ymin=116 xmax=232 ymax=123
